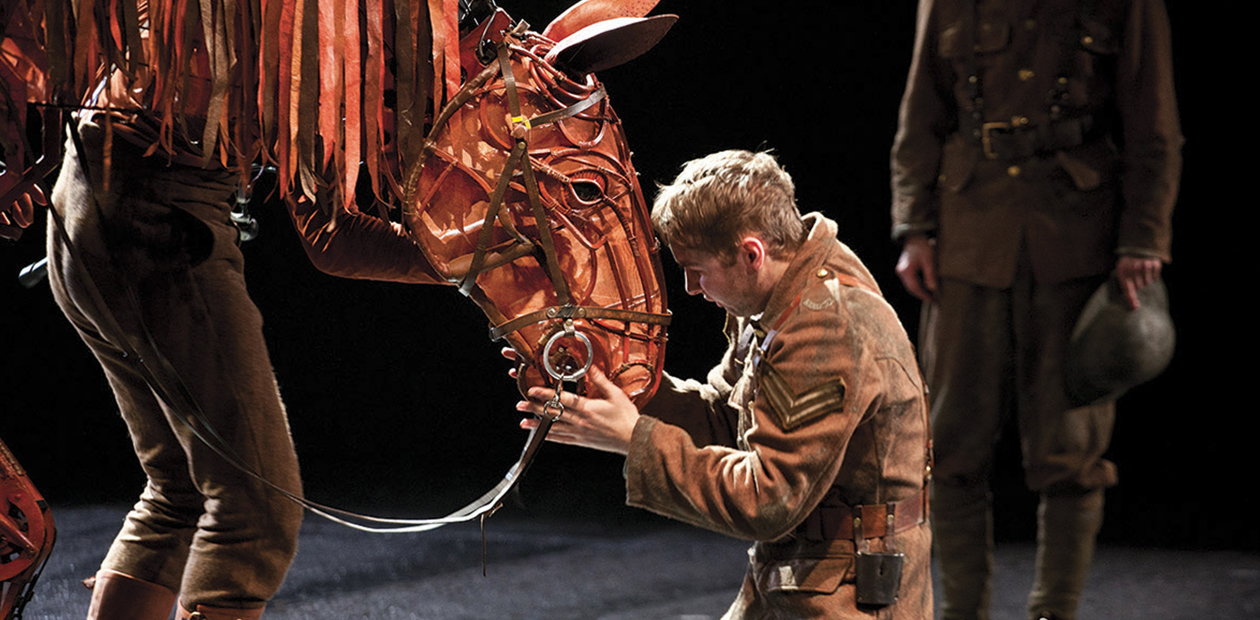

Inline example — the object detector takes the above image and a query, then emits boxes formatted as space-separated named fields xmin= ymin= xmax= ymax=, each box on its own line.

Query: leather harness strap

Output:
xmin=459 ymin=38 xmax=574 ymax=304
xmin=488 ymin=304 xmax=672 ymax=342
xmin=955 ymin=0 xmax=1104 ymax=160
xmin=445 ymin=35 xmax=669 ymax=341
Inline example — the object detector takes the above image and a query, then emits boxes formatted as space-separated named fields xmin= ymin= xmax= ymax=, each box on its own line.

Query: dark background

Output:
xmin=3 ymin=1 xmax=1234 ymax=551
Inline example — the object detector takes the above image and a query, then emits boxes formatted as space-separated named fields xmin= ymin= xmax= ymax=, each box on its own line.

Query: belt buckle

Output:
xmin=981 ymin=121 xmax=1012 ymax=159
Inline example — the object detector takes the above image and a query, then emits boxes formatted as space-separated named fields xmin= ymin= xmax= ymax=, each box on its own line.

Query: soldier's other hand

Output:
xmin=896 ymin=234 xmax=938 ymax=302
xmin=0 ymin=170 xmax=45 ymax=241
xmin=1115 ymin=256 xmax=1162 ymax=310
xmin=516 ymin=367 xmax=639 ymax=456
xmin=501 ymin=346 xmax=520 ymax=379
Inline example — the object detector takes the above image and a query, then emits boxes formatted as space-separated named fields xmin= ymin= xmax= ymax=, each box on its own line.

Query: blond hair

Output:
xmin=651 ymin=150 xmax=805 ymax=262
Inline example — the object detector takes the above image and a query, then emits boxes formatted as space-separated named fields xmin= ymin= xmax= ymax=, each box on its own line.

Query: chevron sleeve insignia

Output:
xmin=759 ymin=361 xmax=847 ymax=431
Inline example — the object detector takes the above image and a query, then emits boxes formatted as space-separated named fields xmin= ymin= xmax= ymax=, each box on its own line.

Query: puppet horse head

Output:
xmin=401 ymin=2 xmax=675 ymax=406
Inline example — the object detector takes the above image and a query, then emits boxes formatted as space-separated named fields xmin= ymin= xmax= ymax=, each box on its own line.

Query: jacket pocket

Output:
xmin=1075 ymin=17 xmax=1118 ymax=84
xmin=939 ymin=19 xmax=1010 ymax=57
xmin=1079 ymin=19 xmax=1118 ymax=55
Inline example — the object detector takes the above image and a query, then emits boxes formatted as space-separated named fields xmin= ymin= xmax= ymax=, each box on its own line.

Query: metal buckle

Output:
xmin=980 ymin=121 xmax=1012 ymax=159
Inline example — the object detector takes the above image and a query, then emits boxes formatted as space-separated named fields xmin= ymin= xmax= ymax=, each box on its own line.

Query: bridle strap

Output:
xmin=461 ymin=38 xmax=574 ymax=305
xmin=421 ymin=33 xmax=623 ymax=317
xmin=530 ymin=86 xmax=606 ymax=127
xmin=458 ymin=138 xmax=529 ymax=296
xmin=452 ymin=40 xmax=670 ymax=363
xmin=489 ymin=304 xmax=672 ymax=342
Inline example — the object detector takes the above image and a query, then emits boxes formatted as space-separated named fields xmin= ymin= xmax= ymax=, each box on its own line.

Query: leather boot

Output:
xmin=1027 ymin=488 xmax=1104 ymax=620
xmin=85 ymin=569 xmax=178 ymax=620
xmin=932 ymin=480 xmax=994 ymax=620
xmin=177 ymin=602 xmax=265 ymax=620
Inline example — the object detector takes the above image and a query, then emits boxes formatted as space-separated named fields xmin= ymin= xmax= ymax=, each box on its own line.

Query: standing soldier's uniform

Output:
xmin=890 ymin=0 xmax=1182 ymax=619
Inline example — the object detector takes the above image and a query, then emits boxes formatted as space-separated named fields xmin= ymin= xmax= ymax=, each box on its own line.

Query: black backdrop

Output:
xmin=3 ymin=1 xmax=1235 ymax=550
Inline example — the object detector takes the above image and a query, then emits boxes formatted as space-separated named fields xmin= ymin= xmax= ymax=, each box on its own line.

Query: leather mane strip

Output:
xmin=34 ymin=0 xmax=449 ymax=206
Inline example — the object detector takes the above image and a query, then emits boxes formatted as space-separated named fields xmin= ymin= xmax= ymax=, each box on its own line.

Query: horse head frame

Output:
xmin=402 ymin=3 xmax=674 ymax=406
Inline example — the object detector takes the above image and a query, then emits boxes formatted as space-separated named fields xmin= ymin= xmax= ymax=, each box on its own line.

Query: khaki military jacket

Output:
xmin=890 ymin=0 xmax=1182 ymax=288
xmin=626 ymin=214 xmax=932 ymax=619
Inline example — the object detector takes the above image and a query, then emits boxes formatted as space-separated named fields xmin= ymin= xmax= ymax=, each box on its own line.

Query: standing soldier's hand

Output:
xmin=1115 ymin=256 xmax=1162 ymax=310
xmin=896 ymin=234 xmax=938 ymax=302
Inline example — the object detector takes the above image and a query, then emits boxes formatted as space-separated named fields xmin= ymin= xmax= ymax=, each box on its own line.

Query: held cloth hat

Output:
xmin=1065 ymin=277 xmax=1175 ymax=407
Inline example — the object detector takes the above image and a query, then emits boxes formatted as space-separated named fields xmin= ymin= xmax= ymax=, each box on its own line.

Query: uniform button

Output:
xmin=1018 ymin=68 xmax=1035 ymax=81
xmin=1007 ymin=165 xmax=1022 ymax=177
xmin=817 ymin=268 xmax=830 ymax=278
xmin=1082 ymin=35 xmax=1094 ymax=45
xmin=1012 ymin=116 xmax=1030 ymax=126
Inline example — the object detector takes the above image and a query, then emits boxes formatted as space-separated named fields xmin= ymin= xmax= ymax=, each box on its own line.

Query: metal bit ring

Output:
xmin=542 ymin=322 xmax=593 ymax=382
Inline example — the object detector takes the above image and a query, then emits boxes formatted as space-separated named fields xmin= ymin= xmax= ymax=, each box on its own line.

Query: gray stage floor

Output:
xmin=17 ymin=505 xmax=1260 ymax=619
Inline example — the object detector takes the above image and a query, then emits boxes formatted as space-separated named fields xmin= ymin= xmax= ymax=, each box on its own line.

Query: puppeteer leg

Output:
xmin=86 ymin=569 xmax=178 ymax=620
xmin=47 ymin=120 xmax=303 ymax=615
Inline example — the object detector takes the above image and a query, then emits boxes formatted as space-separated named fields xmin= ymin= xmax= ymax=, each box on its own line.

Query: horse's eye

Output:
xmin=571 ymin=181 xmax=602 ymax=203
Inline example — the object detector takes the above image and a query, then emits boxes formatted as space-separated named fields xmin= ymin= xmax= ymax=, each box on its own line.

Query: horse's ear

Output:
xmin=545 ymin=15 xmax=677 ymax=77
xmin=543 ymin=0 xmax=660 ymax=42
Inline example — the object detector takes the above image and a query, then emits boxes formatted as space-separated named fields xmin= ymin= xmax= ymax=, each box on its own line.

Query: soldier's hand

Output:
xmin=896 ymin=234 xmax=938 ymax=302
xmin=501 ymin=346 xmax=520 ymax=379
xmin=1115 ymin=256 xmax=1162 ymax=310
xmin=516 ymin=367 xmax=639 ymax=456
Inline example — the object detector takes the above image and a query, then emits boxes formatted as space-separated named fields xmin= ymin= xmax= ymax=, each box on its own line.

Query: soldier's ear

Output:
xmin=736 ymin=236 xmax=767 ymax=272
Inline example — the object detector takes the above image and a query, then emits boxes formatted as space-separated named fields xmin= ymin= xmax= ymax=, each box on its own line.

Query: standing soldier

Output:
xmin=890 ymin=1 xmax=1182 ymax=619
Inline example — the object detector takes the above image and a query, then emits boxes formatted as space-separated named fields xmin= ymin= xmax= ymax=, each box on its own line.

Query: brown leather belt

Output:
xmin=959 ymin=115 xmax=1101 ymax=160
xmin=796 ymin=486 xmax=928 ymax=541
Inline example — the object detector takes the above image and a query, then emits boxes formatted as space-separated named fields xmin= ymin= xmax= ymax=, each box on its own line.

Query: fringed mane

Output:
xmin=32 ymin=0 xmax=466 ymax=211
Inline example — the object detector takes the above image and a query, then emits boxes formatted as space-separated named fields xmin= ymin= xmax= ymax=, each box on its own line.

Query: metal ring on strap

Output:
xmin=542 ymin=321 xmax=594 ymax=382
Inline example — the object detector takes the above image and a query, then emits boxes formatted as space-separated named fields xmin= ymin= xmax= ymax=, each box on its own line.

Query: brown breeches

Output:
xmin=921 ymin=266 xmax=1117 ymax=494
xmin=47 ymin=120 xmax=303 ymax=609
